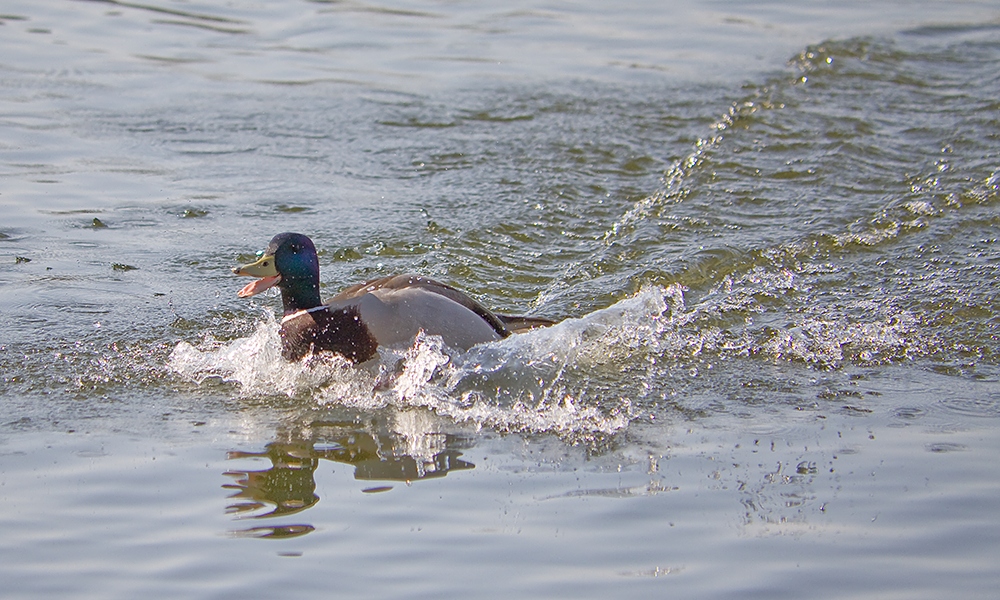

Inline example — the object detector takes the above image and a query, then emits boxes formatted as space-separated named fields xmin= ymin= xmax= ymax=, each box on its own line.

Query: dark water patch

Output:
xmin=148 ymin=18 xmax=250 ymax=35
xmin=180 ymin=207 xmax=209 ymax=218
xmin=926 ymin=442 xmax=967 ymax=453
xmin=892 ymin=406 xmax=926 ymax=422
xmin=84 ymin=0 xmax=248 ymax=25
xmin=274 ymin=204 xmax=309 ymax=213
xmin=229 ymin=524 xmax=315 ymax=539
xmin=902 ymin=20 xmax=1000 ymax=38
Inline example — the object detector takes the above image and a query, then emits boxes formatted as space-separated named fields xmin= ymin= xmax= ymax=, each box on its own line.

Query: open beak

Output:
xmin=232 ymin=253 xmax=281 ymax=298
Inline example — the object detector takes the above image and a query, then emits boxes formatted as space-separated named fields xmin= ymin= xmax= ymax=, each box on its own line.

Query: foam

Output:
xmin=168 ymin=274 xmax=938 ymax=435
xmin=166 ymin=294 xmax=673 ymax=435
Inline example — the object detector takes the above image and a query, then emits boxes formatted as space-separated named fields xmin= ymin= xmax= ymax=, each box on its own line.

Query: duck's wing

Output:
xmin=495 ymin=314 xmax=557 ymax=333
xmin=331 ymin=275 xmax=528 ymax=338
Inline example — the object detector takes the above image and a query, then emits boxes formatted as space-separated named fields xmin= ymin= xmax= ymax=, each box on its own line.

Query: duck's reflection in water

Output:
xmin=224 ymin=409 xmax=474 ymax=539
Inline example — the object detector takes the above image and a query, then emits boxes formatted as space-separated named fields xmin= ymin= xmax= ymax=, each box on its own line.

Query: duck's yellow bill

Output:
xmin=232 ymin=253 xmax=281 ymax=298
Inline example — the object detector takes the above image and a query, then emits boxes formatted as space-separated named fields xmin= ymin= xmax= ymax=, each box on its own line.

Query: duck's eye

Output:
xmin=290 ymin=244 xmax=300 ymax=253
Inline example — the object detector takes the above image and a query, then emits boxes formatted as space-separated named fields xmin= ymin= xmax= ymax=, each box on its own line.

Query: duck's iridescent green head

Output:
xmin=233 ymin=232 xmax=322 ymax=314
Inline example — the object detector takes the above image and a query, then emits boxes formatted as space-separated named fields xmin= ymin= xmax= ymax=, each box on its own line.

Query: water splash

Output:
xmin=168 ymin=265 xmax=957 ymax=438
xmin=167 ymin=313 xmax=366 ymax=400
xmin=166 ymin=295 xmax=674 ymax=436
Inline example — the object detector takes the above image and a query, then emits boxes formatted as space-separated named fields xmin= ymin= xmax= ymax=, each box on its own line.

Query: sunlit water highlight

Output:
xmin=2 ymin=1 xmax=1000 ymax=598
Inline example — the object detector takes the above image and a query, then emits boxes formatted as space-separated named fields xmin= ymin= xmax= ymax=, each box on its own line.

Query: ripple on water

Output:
xmin=892 ymin=406 xmax=927 ymax=421
xmin=937 ymin=395 xmax=1000 ymax=419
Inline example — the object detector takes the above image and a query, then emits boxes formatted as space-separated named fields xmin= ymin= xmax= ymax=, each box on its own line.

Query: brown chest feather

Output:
xmin=279 ymin=307 xmax=379 ymax=362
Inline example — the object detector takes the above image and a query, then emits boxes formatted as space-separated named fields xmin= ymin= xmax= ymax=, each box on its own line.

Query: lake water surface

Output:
xmin=2 ymin=1 xmax=999 ymax=598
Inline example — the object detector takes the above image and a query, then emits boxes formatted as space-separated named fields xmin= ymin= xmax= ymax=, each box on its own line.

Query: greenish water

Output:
xmin=1 ymin=1 xmax=999 ymax=598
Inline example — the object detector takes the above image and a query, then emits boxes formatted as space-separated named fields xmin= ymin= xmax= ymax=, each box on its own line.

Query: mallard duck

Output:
xmin=232 ymin=232 xmax=554 ymax=362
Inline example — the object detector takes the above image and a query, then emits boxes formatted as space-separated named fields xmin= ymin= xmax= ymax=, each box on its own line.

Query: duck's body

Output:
xmin=278 ymin=274 xmax=512 ymax=362
xmin=233 ymin=233 xmax=552 ymax=362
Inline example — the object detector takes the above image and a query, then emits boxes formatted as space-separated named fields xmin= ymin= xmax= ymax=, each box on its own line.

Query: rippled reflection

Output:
xmin=224 ymin=409 xmax=474 ymax=538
